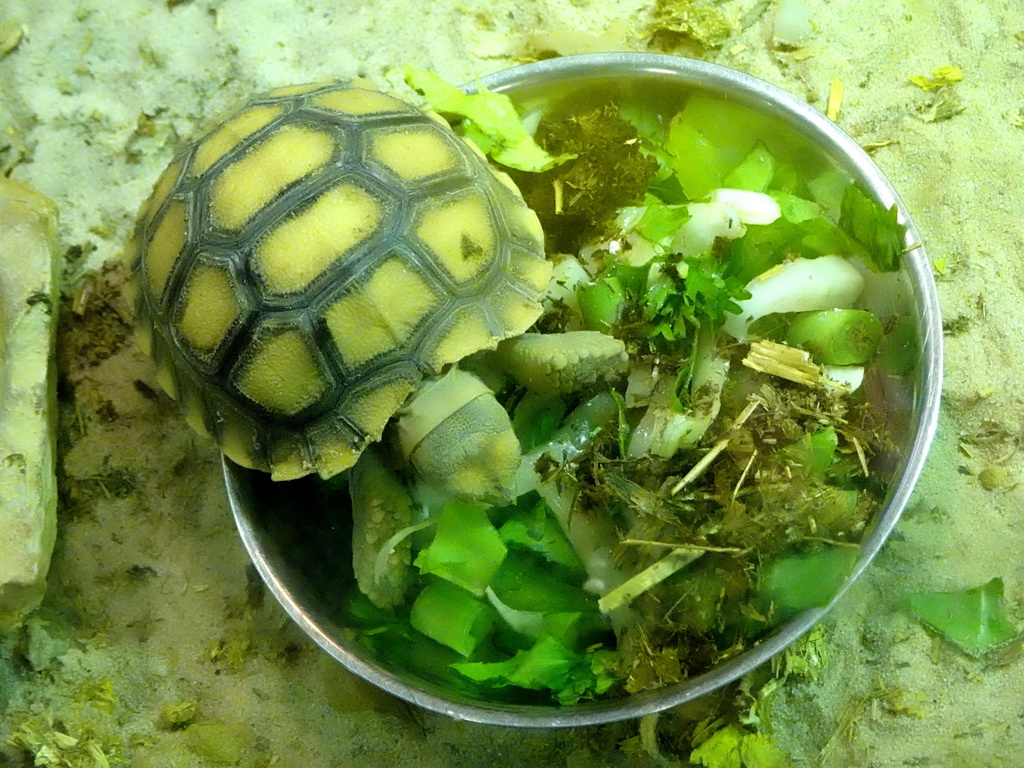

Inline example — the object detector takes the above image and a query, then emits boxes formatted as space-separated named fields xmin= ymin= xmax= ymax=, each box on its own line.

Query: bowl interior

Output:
xmin=225 ymin=53 xmax=942 ymax=727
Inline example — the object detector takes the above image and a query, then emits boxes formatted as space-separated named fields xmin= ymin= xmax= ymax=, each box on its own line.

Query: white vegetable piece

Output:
xmin=708 ymin=188 xmax=782 ymax=225
xmin=516 ymin=393 xmax=626 ymax=597
xmin=723 ymin=254 xmax=866 ymax=341
xmin=672 ymin=201 xmax=746 ymax=256
xmin=774 ymin=0 xmax=814 ymax=47
xmin=672 ymin=189 xmax=781 ymax=257
xmin=628 ymin=353 xmax=729 ymax=459
xmin=485 ymin=587 xmax=545 ymax=638
xmin=823 ymin=365 xmax=865 ymax=391
xmin=616 ymin=231 xmax=660 ymax=267
xmin=542 ymin=253 xmax=590 ymax=323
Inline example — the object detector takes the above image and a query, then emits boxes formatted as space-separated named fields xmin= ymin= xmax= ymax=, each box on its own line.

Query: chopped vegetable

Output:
xmin=577 ymin=277 xmax=627 ymax=331
xmin=629 ymin=324 xmax=729 ymax=457
xmin=683 ymin=252 xmax=753 ymax=326
xmin=516 ymin=393 xmax=625 ymax=596
xmin=413 ymin=500 xmax=507 ymax=595
xmin=723 ymin=255 xmax=866 ymax=341
xmin=497 ymin=495 xmax=585 ymax=573
xmin=784 ymin=309 xmax=883 ymax=365
xmin=875 ymin=315 xmax=919 ymax=375
xmin=511 ymin=392 xmax=566 ymax=452
xmin=779 ymin=426 xmax=838 ymax=479
xmin=452 ymin=635 xmax=618 ymax=705
xmin=722 ymin=142 xmax=776 ymax=192
xmin=838 ymin=185 xmax=906 ymax=272
xmin=410 ymin=580 xmax=496 ymax=656
xmin=902 ymin=577 xmax=1018 ymax=657
xmin=625 ymin=197 xmax=691 ymax=247
xmin=666 ymin=118 xmax=725 ymax=200
xmin=709 ymin=188 xmax=781 ymax=224
xmin=690 ymin=723 xmax=790 ymax=768
xmin=755 ymin=547 xmax=858 ymax=620
xmin=404 ymin=65 xmax=574 ymax=172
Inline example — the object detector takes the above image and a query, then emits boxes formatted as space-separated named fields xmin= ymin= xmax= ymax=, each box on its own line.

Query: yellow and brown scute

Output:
xmin=126 ymin=79 xmax=549 ymax=480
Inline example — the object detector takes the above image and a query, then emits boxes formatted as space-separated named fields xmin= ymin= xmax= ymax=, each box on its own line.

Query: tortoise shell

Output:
xmin=126 ymin=80 xmax=550 ymax=480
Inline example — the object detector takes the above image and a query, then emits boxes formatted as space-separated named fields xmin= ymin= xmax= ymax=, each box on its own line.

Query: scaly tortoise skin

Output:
xmin=126 ymin=79 xmax=551 ymax=480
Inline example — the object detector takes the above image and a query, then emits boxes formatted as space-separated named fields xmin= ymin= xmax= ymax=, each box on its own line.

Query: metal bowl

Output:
xmin=224 ymin=53 xmax=942 ymax=727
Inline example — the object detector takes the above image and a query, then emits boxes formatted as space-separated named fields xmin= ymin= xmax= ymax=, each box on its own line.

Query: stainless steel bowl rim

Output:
xmin=227 ymin=53 xmax=943 ymax=728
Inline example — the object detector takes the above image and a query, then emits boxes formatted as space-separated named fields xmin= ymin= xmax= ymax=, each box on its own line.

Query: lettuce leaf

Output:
xmin=722 ymin=141 xmax=776 ymax=193
xmin=838 ymin=184 xmax=907 ymax=272
xmin=404 ymin=65 xmax=575 ymax=172
xmin=452 ymin=636 xmax=618 ymax=705
xmin=498 ymin=497 xmax=585 ymax=574
xmin=903 ymin=577 xmax=1018 ymax=657
xmin=413 ymin=500 xmax=507 ymax=595
xmin=754 ymin=546 xmax=858 ymax=620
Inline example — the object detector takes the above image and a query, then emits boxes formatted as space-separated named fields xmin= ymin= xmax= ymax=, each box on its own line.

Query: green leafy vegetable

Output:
xmin=806 ymin=168 xmax=849 ymax=212
xmin=354 ymin=609 xmax=479 ymax=694
xmin=511 ymin=393 xmax=566 ymax=453
xmin=683 ymin=253 xmax=752 ymax=326
xmin=490 ymin=551 xmax=597 ymax=615
xmin=780 ymin=426 xmax=838 ymax=479
xmin=784 ymin=309 xmax=883 ymax=365
xmin=902 ymin=577 xmax=1018 ymax=657
xmin=675 ymin=93 xmax=762 ymax=169
xmin=403 ymin=65 xmax=574 ymax=172
xmin=690 ymin=723 xmax=744 ymax=768
xmin=839 ymin=184 xmax=907 ymax=272
xmin=498 ymin=497 xmax=585 ymax=573
xmin=632 ymin=197 xmax=691 ymax=246
xmin=665 ymin=118 xmax=724 ymax=200
xmin=726 ymin=191 xmax=859 ymax=285
xmin=690 ymin=723 xmax=788 ymax=768
xmin=755 ymin=546 xmax=858 ymax=620
xmin=876 ymin=315 xmax=919 ymax=375
xmin=644 ymin=264 xmax=692 ymax=342
xmin=723 ymin=141 xmax=776 ymax=192
xmin=577 ymin=276 xmax=627 ymax=331
xmin=414 ymin=500 xmax=507 ymax=595
xmin=410 ymin=581 xmax=496 ymax=657
xmin=771 ymin=191 xmax=821 ymax=224
xmin=452 ymin=636 xmax=618 ymax=705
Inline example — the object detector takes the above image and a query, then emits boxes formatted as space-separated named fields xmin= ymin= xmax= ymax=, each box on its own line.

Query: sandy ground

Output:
xmin=1 ymin=0 xmax=1023 ymax=766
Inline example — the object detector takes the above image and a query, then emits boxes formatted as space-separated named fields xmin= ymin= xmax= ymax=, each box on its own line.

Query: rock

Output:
xmin=0 ymin=177 xmax=60 ymax=632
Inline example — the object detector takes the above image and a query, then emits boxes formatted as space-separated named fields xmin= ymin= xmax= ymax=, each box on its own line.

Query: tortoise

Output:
xmin=126 ymin=78 xmax=628 ymax=512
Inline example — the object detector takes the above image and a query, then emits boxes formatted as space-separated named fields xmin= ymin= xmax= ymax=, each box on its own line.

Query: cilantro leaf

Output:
xmin=404 ymin=65 xmax=575 ymax=172
xmin=683 ymin=253 xmax=752 ymax=326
